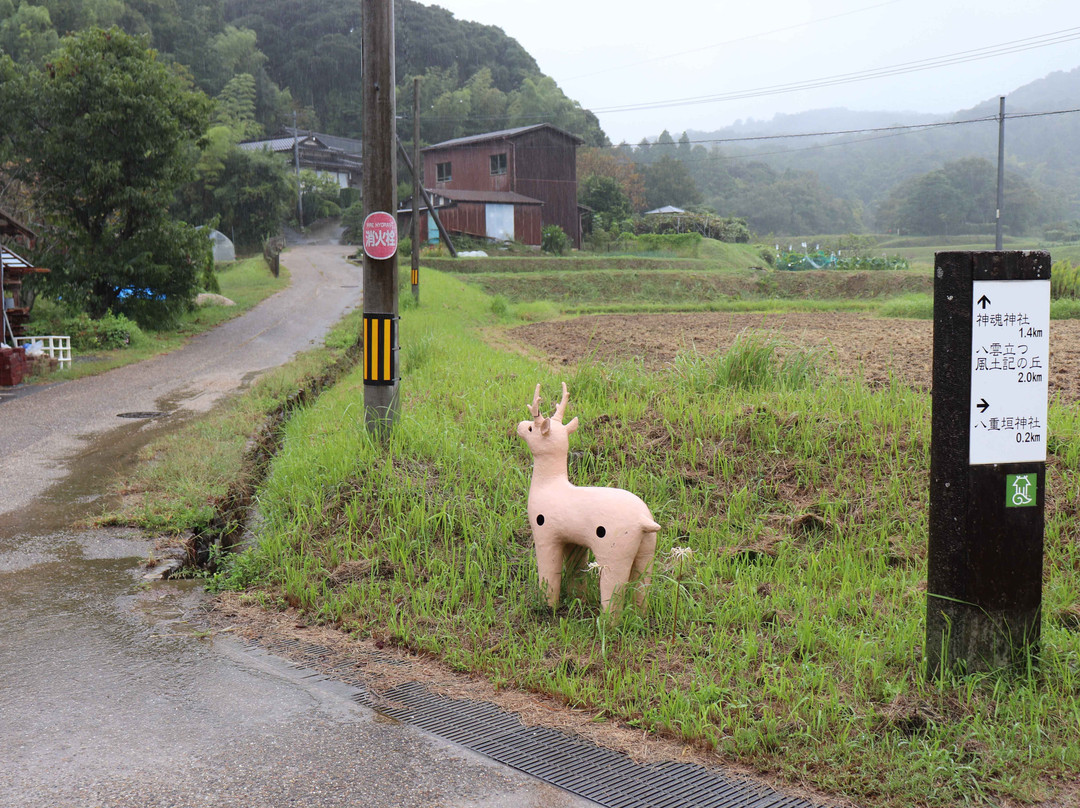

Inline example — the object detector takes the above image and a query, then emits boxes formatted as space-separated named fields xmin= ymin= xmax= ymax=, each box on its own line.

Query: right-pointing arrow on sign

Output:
xmin=977 ymin=398 xmax=990 ymax=413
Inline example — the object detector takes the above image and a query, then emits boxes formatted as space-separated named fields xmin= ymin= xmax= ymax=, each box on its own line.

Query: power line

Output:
xmin=412 ymin=26 xmax=1080 ymax=131
xmin=678 ymin=107 xmax=1080 ymax=147
xmin=564 ymin=0 xmax=904 ymax=81
xmin=590 ymin=26 xmax=1080 ymax=114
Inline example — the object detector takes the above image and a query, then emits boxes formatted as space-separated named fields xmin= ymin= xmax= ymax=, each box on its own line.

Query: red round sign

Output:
xmin=362 ymin=211 xmax=398 ymax=260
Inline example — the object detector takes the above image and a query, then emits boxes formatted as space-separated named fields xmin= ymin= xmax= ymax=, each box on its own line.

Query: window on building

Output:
xmin=490 ymin=153 xmax=507 ymax=176
xmin=436 ymin=161 xmax=452 ymax=182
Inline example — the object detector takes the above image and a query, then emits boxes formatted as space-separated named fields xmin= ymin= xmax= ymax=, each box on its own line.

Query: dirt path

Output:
xmin=0 ymin=244 xmax=361 ymax=520
xmin=510 ymin=311 xmax=1080 ymax=403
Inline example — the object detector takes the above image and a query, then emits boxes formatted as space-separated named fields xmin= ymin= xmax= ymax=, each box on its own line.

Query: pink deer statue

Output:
xmin=517 ymin=382 xmax=659 ymax=612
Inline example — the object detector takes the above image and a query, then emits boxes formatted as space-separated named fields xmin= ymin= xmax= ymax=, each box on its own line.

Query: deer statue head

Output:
xmin=516 ymin=382 xmax=578 ymax=463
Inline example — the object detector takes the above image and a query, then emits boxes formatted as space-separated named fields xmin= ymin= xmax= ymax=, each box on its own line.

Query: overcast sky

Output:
xmin=426 ymin=0 xmax=1080 ymax=144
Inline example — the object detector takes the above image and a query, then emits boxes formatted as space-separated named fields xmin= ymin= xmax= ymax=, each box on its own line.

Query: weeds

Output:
xmin=213 ymin=268 xmax=1080 ymax=808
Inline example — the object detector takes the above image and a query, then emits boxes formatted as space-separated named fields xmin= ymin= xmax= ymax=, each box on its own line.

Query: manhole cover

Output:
xmin=116 ymin=411 xmax=168 ymax=419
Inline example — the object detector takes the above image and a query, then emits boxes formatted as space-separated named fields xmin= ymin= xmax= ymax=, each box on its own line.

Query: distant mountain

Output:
xmin=680 ymin=66 xmax=1080 ymax=225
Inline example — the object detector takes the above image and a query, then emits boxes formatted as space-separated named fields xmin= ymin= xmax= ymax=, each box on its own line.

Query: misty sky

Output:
xmin=428 ymin=0 xmax=1080 ymax=143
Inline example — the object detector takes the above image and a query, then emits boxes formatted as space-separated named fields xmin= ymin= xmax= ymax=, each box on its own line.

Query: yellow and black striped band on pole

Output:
xmin=410 ymin=266 xmax=419 ymax=287
xmin=363 ymin=313 xmax=398 ymax=385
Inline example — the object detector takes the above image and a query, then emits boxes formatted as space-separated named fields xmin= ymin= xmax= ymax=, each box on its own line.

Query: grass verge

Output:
xmin=100 ymin=308 xmax=362 ymax=535
xmin=209 ymin=267 xmax=1080 ymax=808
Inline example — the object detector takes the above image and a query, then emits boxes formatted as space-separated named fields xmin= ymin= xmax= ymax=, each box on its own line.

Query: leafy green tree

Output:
xmin=213 ymin=72 xmax=262 ymax=139
xmin=297 ymin=168 xmax=342 ymax=225
xmin=506 ymin=75 xmax=607 ymax=146
xmin=0 ymin=3 xmax=60 ymax=65
xmin=4 ymin=27 xmax=213 ymax=324
xmin=579 ymin=175 xmax=631 ymax=229
xmin=177 ymin=128 xmax=294 ymax=250
xmin=643 ymin=155 xmax=702 ymax=210
xmin=876 ymin=158 xmax=1040 ymax=235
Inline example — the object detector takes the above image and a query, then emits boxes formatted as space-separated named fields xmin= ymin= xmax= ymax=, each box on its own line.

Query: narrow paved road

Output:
xmin=0 ymin=244 xmax=361 ymax=519
xmin=0 ymin=246 xmax=595 ymax=807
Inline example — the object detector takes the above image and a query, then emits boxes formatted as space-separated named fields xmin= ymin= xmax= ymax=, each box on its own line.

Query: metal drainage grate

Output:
xmin=243 ymin=637 xmax=823 ymax=808
xmin=117 ymin=411 xmax=169 ymax=419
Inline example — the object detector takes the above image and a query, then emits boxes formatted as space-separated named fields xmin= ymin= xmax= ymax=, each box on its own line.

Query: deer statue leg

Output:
xmin=535 ymin=539 xmax=564 ymax=607
xmin=629 ymin=530 xmax=658 ymax=611
xmin=597 ymin=554 xmax=636 ymax=613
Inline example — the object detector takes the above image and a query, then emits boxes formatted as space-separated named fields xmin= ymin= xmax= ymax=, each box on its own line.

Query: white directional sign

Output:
xmin=969 ymin=279 xmax=1050 ymax=465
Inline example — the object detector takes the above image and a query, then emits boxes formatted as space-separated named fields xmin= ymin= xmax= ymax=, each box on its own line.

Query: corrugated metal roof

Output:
xmin=0 ymin=245 xmax=38 ymax=271
xmin=237 ymin=137 xmax=297 ymax=153
xmin=397 ymin=188 xmax=543 ymax=213
xmin=423 ymin=123 xmax=584 ymax=151
xmin=282 ymin=127 xmax=362 ymax=157
xmin=432 ymin=189 xmax=543 ymax=205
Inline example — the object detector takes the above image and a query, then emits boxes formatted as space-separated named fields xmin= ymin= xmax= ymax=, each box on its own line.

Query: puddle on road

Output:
xmin=0 ymin=393 xmax=195 ymax=542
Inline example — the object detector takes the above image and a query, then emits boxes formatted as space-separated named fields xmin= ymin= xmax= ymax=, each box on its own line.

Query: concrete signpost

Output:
xmin=928 ymin=251 xmax=1050 ymax=676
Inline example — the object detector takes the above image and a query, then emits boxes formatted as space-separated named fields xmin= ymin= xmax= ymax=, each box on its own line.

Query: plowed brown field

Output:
xmin=509 ymin=312 xmax=1080 ymax=403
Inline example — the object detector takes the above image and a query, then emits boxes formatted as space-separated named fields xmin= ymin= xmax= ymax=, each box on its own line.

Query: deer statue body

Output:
xmin=517 ymin=383 xmax=659 ymax=612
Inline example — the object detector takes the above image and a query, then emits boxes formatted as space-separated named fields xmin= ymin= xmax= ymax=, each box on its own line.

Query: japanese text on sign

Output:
xmin=362 ymin=211 xmax=398 ymax=260
xmin=969 ymin=279 xmax=1050 ymax=465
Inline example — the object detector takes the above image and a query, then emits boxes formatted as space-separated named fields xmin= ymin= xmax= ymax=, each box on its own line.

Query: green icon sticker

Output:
xmin=1006 ymin=474 xmax=1037 ymax=508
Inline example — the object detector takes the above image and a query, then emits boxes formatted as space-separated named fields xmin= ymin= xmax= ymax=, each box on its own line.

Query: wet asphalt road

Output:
xmin=0 ymin=245 xmax=597 ymax=807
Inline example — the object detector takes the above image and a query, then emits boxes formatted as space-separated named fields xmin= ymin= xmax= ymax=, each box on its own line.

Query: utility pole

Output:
xmin=361 ymin=0 xmax=399 ymax=434
xmin=411 ymin=75 xmax=420 ymax=303
xmin=293 ymin=110 xmax=303 ymax=228
xmin=995 ymin=96 xmax=1006 ymax=251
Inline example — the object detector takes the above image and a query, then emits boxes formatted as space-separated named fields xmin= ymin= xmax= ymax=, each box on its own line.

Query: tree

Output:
xmin=875 ymin=158 xmax=1040 ymax=235
xmin=577 ymin=147 xmax=646 ymax=212
xmin=643 ymin=155 xmax=702 ymax=210
xmin=4 ymin=27 xmax=213 ymax=325
xmin=176 ymin=126 xmax=295 ymax=249
xmin=579 ymin=175 xmax=631 ymax=229
xmin=0 ymin=3 xmax=60 ymax=65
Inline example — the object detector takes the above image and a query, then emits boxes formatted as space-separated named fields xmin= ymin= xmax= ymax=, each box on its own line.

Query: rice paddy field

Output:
xmin=211 ymin=256 xmax=1080 ymax=808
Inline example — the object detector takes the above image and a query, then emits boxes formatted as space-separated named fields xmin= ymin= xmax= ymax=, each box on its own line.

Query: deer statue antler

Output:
xmin=552 ymin=382 xmax=570 ymax=423
xmin=528 ymin=383 xmax=543 ymax=420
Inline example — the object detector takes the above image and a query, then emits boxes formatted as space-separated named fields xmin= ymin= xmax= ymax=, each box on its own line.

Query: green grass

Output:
xmin=459 ymin=267 xmax=932 ymax=314
xmin=100 ymin=308 xmax=363 ymax=533
xmin=25 ymin=256 xmax=288 ymax=382
xmin=211 ymin=267 xmax=1080 ymax=808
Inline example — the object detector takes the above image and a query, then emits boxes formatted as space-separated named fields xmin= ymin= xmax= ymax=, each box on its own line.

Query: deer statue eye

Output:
xmin=528 ymin=426 xmax=532 ymax=432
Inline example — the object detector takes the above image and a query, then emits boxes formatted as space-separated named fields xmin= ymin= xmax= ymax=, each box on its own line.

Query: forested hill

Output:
xmin=223 ymin=0 xmax=610 ymax=142
xmin=682 ymin=66 xmax=1080 ymax=222
xmin=0 ymin=0 xmax=607 ymax=145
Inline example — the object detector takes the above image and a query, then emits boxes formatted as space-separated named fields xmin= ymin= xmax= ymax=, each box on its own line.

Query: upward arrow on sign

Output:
xmin=977 ymin=295 xmax=991 ymax=309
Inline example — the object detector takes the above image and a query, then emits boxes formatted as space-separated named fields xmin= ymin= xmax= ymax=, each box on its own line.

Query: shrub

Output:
xmin=62 ymin=311 xmax=145 ymax=351
xmin=1050 ymin=260 xmax=1080 ymax=300
xmin=632 ymin=213 xmax=750 ymax=243
xmin=541 ymin=225 xmax=570 ymax=255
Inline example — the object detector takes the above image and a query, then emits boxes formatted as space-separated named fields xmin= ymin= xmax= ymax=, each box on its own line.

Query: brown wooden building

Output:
xmin=421 ymin=124 xmax=583 ymax=248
